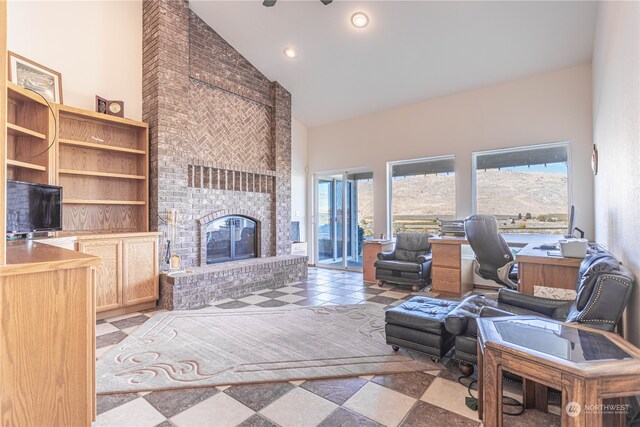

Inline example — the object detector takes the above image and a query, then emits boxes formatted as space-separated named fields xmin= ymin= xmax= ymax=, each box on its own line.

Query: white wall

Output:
xmin=7 ymin=1 xmax=142 ymax=120
xmin=308 ymin=64 xmax=594 ymax=256
xmin=593 ymin=1 xmax=640 ymax=345
xmin=291 ymin=117 xmax=308 ymax=245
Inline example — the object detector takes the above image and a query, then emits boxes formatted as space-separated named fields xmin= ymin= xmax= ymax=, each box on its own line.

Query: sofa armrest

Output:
xmin=377 ymin=251 xmax=396 ymax=261
xmin=479 ymin=306 xmax=516 ymax=319
xmin=498 ymin=288 xmax=573 ymax=319
xmin=567 ymin=273 xmax=634 ymax=330
xmin=417 ymin=253 xmax=432 ymax=264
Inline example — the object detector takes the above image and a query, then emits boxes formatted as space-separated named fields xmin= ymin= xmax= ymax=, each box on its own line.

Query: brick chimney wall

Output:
xmin=142 ymin=0 xmax=292 ymax=268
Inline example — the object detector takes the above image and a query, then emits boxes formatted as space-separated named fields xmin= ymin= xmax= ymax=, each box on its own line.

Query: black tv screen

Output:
xmin=6 ymin=180 xmax=62 ymax=234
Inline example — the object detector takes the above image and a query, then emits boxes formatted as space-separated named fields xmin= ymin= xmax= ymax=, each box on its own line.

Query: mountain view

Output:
xmin=357 ymin=169 xmax=569 ymax=236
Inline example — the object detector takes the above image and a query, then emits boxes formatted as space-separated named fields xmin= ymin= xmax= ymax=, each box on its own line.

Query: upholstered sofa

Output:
xmin=444 ymin=252 xmax=634 ymax=369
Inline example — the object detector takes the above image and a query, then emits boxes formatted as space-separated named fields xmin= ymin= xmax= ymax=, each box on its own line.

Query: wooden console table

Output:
xmin=477 ymin=316 xmax=640 ymax=427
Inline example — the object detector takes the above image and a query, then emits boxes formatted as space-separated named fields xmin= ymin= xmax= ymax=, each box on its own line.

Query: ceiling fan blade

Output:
xmin=263 ymin=0 xmax=277 ymax=6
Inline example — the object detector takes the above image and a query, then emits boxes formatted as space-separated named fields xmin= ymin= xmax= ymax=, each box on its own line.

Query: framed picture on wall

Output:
xmin=8 ymin=51 xmax=63 ymax=104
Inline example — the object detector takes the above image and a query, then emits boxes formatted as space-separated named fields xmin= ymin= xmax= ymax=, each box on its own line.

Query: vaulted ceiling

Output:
xmin=190 ymin=1 xmax=598 ymax=127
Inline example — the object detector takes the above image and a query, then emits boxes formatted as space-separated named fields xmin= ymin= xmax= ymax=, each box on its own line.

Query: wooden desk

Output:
xmin=477 ymin=316 xmax=640 ymax=427
xmin=516 ymin=244 xmax=582 ymax=295
xmin=1 ymin=241 xmax=101 ymax=426
xmin=429 ymin=234 xmax=583 ymax=296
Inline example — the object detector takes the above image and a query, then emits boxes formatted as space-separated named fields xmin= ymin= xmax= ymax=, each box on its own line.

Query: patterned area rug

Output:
xmin=96 ymin=304 xmax=439 ymax=394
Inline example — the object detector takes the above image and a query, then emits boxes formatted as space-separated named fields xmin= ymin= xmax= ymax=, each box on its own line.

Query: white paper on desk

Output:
xmin=546 ymin=250 xmax=563 ymax=257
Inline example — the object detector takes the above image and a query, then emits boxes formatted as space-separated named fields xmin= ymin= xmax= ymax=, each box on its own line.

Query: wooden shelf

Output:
xmin=7 ymin=81 xmax=50 ymax=106
xmin=63 ymin=199 xmax=146 ymax=205
xmin=59 ymin=138 xmax=145 ymax=155
xmin=58 ymin=169 xmax=145 ymax=180
xmin=58 ymin=104 xmax=149 ymax=129
xmin=6 ymin=159 xmax=46 ymax=171
xmin=7 ymin=123 xmax=46 ymax=140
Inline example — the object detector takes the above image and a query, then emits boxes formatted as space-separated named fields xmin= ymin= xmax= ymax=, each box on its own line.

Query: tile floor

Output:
xmin=94 ymin=267 xmax=561 ymax=427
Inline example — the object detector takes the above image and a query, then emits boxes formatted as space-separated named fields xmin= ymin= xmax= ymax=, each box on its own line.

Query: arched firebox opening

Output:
xmin=205 ymin=215 xmax=257 ymax=264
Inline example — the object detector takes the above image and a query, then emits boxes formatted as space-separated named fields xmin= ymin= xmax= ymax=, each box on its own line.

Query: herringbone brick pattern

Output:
xmin=189 ymin=80 xmax=274 ymax=170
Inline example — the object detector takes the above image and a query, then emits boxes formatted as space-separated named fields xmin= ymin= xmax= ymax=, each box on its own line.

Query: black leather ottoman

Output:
xmin=385 ymin=296 xmax=459 ymax=363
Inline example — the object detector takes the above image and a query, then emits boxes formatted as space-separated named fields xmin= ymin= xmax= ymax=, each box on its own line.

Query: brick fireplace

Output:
xmin=142 ymin=0 xmax=307 ymax=307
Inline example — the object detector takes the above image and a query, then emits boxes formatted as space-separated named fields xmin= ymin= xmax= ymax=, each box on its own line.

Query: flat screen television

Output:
xmin=6 ymin=180 xmax=62 ymax=234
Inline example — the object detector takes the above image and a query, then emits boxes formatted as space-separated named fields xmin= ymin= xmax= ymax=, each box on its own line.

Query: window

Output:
xmin=389 ymin=156 xmax=456 ymax=236
xmin=473 ymin=143 xmax=569 ymax=234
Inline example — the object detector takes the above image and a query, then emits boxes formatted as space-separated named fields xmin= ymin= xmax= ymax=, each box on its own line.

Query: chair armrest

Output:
xmin=498 ymin=288 xmax=573 ymax=319
xmin=377 ymin=251 xmax=396 ymax=260
xmin=417 ymin=253 xmax=432 ymax=264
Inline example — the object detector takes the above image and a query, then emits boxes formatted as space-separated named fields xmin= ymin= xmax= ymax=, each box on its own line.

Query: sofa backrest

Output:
xmin=395 ymin=232 xmax=432 ymax=262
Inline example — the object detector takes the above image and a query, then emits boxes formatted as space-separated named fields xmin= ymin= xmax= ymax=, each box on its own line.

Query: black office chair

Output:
xmin=464 ymin=214 xmax=518 ymax=289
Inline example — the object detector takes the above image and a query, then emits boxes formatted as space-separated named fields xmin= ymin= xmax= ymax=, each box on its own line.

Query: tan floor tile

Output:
xmin=275 ymin=294 xmax=306 ymax=303
xmin=170 ymin=393 xmax=253 ymax=427
xmin=238 ymin=294 xmax=271 ymax=304
xmin=343 ymin=382 xmax=416 ymax=426
xmin=378 ymin=290 xmax=410 ymax=299
xmin=102 ymin=312 xmax=144 ymax=323
xmin=420 ymin=377 xmax=478 ymax=420
xmin=94 ymin=397 xmax=166 ymax=427
xmin=260 ymin=387 xmax=337 ymax=427
xmin=96 ymin=322 xmax=119 ymax=336
xmin=277 ymin=286 xmax=305 ymax=293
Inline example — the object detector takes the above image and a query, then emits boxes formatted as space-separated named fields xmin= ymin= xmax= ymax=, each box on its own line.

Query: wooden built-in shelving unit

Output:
xmin=6 ymin=82 xmax=54 ymax=185
xmin=57 ymin=105 xmax=149 ymax=235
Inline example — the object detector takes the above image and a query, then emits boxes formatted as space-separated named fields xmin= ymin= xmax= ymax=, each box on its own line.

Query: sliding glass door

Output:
xmin=315 ymin=171 xmax=373 ymax=271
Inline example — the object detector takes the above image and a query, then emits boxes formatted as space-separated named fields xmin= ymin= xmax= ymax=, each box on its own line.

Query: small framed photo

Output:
xmin=8 ymin=51 xmax=63 ymax=104
xmin=96 ymin=96 xmax=108 ymax=114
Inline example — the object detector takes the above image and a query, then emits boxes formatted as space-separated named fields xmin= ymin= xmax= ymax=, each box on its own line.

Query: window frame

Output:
xmin=387 ymin=154 xmax=456 ymax=238
xmin=471 ymin=141 xmax=573 ymax=221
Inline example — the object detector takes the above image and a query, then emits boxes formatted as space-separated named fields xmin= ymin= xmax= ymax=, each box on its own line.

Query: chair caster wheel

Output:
xmin=458 ymin=361 xmax=474 ymax=377
xmin=431 ymin=356 xmax=440 ymax=363
xmin=377 ymin=280 xmax=385 ymax=287
xmin=412 ymin=285 xmax=420 ymax=292
xmin=392 ymin=345 xmax=400 ymax=352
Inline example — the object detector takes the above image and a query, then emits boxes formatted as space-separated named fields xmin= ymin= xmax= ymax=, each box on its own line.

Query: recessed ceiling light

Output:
xmin=351 ymin=12 xmax=369 ymax=28
xmin=283 ymin=47 xmax=297 ymax=59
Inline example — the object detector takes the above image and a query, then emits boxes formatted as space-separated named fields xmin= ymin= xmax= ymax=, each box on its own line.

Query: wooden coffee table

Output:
xmin=476 ymin=316 xmax=640 ymax=427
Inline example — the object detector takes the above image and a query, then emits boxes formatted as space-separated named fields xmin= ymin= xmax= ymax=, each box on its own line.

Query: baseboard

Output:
xmin=96 ymin=301 xmax=157 ymax=320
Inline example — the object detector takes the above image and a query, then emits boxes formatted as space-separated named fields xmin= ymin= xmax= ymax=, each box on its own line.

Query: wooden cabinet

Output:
xmin=362 ymin=240 xmax=394 ymax=283
xmin=77 ymin=238 xmax=122 ymax=312
xmin=430 ymin=239 xmax=473 ymax=296
xmin=122 ymin=237 xmax=159 ymax=306
xmin=77 ymin=233 xmax=159 ymax=318
xmin=0 ymin=241 xmax=100 ymax=426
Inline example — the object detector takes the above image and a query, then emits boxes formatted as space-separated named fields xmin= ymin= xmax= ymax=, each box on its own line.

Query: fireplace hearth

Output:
xmin=206 ymin=215 xmax=257 ymax=264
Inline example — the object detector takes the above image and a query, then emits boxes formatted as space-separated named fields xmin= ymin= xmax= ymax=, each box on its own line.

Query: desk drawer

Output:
xmin=432 ymin=244 xmax=461 ymax=268
xmin=432 ymin=267 xmax=461 ymax=295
